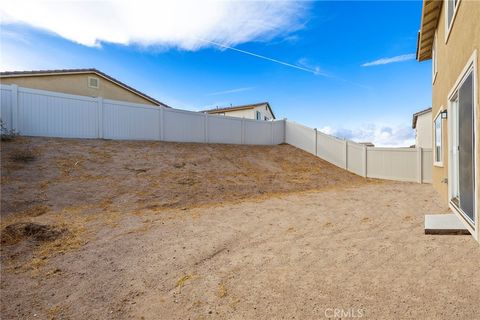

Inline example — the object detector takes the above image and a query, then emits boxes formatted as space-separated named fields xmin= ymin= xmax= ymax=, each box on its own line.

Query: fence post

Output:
xmin=241 ymin=117 xmax=245 ymax=144
xmin=417 ymin=147 xmax=423 ymax=183
xmin=11 ymin=84 xmax=18 ymax=131
xmin=363 ymin=145 xmax=368 ymax=178
xmin=344 ymin=140 xmax=348 ymax=170
xmin=283 ymin=118 xmax=287 ymax=144
xmin=271 ymin=120 xmax=274 ymax=145
xmin=204 ymin=113 xmax=209 ymax=143
xmin=97 ymin=97 xmax=104 ymax=139
xmin=314 ymin=128 xmax=318 ymax=156
xmin=159 ymin=106 xmax=164 ymax=141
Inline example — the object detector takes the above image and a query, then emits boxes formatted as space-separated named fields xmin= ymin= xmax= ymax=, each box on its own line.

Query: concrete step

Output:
xmin=424 ymin=214 xmax=471 ymax=235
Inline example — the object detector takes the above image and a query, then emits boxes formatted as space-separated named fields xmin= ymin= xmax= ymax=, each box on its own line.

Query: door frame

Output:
xmin=447 ymin=50 xmax=478 ymax=240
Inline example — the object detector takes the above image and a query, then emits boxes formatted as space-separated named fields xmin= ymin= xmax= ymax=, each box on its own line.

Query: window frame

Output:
xmin=445 ymin=0 xmax=461 ymax=44
xmin=255 ymin=111 xmax=261 ymax=120
xmin=447 ymin=50 xmax=478 ymax=234
xmin=433 ymin=108 xmax=444 ymax=167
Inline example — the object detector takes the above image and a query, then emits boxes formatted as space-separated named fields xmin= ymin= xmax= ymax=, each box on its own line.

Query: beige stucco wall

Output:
xmin=215 ymin=108 xmax=256 ymax=119
xmin=415 ymin=112 xmax=432 ymax=148
xmin=211 ymin=105 xmax=274 ymax=120
xmin=0 ymin=73 xmax=157 ymax=105
xmin=431 ymin=0 xmax=479 ymax=240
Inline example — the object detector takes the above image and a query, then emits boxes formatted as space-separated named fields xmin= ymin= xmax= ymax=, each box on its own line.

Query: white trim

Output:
xmin=433 ymin=108 xmax=444 ymax=167
xmin=446 ymin=50 xmax=478 ymax=239
xmin=445 ymin=0 xmax=461 ymax=44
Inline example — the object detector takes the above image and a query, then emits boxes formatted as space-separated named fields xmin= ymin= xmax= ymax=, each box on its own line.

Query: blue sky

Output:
xmin=0 ymin=1 xmax=431 ymax=146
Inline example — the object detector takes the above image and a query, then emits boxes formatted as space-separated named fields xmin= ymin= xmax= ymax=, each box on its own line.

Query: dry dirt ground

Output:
xmin=1 ymin=137 xmax=479 ymax=319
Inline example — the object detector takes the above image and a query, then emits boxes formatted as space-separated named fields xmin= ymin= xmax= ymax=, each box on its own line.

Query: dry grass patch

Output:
xmin=10 ymin=149 xmax=37 ymax=163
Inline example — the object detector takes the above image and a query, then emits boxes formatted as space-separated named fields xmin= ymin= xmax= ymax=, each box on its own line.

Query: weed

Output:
xmin=176 ymin=274 xmax=193 ymax=288
xmin=0 ymin=119 xmax=19 ymax=141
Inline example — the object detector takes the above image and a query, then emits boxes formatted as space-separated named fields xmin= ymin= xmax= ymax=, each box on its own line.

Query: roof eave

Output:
xmin=412 ymin=107 xmax=432 ymax=128
xmin=417 ymin=0 xmax=442 ymax=62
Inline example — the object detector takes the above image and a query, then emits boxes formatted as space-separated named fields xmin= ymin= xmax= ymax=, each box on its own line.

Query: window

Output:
xmin=88 ymin=76 xmax=99 ymax=89
xmin=445 ymin=0 xmax=460 ymax=41
xmin=434 ymin=112 xmax=443 ymax=166
xmin=255 ymin=111 xmax=261 ymax=120
xmin=432 ymin=31 xmax=437 ymax=83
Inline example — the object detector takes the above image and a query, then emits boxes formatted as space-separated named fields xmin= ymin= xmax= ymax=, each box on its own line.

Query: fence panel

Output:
xmin=244 ymin=119 xmax=272 ymax=145
xmin=207 ymin=115 xmax=243 ymax=144
xmin=366 ymin=147 xmax=418 ymax=181
xmin=317 ymin=131 xmax=346 ymax=168
xmin=272 ymin=120 xmax=285 ymax=145
xmin=0 ymin=86 xmax=13 ymax=130
xmin=162 ymin=108 xmax=205 ymax=143
xmin=347 ymin=141 xmax=365 ymax=176
xmin=285 ymin=121 xmax=315 ymax=154
xmin=103 ymin=100 xmax=160 ymax=140
xmin=422 ymin=148 xmax=433 ymax=183
xmin=18 ymin=87 xmax=98 ymax=138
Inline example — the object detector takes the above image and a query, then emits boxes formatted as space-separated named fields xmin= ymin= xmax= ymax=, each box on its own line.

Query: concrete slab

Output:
xmin=425 ymin=214 xmax=471 ymax=235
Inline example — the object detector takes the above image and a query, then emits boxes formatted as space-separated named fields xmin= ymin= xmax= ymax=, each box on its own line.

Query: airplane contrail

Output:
xmin=200 ymin=38 xmax=326 ymax=76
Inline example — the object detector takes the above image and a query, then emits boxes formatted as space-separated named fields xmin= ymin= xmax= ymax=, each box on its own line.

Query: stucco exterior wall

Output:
xmin=0 ymin=73 xmax=157 ymax=105
xmin=215 ymin=108 xmax=256 ymax=119
xmin=211 ymin=105 xmax=274 ymax=120
xmin=415 ymin=112 xmax=432 ymax=148
xmin=431 ymin=0 xmax=479 ymax=240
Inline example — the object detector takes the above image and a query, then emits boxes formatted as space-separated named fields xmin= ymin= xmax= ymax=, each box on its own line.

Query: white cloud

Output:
xmin=361 ymin=54 xmax=416 ymax=67
xmin=0 ymin=0 xmax=307 ymax=50
xmin=206 ymin=87 xmax=254 ymax=96
xmin=319 ymin=123 xmax=414 ymax=147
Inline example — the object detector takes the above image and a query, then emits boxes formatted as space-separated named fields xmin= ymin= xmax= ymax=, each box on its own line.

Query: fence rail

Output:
xmin=0 ymin=84 xmax=284 ymax=145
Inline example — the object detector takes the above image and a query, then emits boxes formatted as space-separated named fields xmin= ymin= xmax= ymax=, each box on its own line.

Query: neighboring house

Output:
xmin=412 ymin=107 xmax=432 ymax=148
xmin=357 ymin=142 xmax=375 ymax=147
xmin=203 ymin=102 xmax=275 ymax=120
xmin=0 ymin=69 xmax=169 ymax=107
xmin=417 ymin=0 xmax=479 ymax=241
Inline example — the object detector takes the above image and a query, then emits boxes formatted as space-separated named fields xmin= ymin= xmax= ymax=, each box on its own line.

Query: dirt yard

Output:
xmin=1 ymin=137 xmax=479 ymax=319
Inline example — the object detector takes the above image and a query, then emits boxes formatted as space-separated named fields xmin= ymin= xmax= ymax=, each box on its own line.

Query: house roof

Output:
xmin=202 ymin=102 xmax=275 ymax=119
xmin=412 ymin=107 xmax=432 ymax=128
xmin=0 ymin=68 xmax=170 ymax=107
xmin=416 ymin=0 xmax=443 ymax=61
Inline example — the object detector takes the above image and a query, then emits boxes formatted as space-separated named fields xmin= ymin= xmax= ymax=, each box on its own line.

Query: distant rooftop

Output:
xmin=202 ymin=102 xmax=275 ymax=119
xmin=0 ymin=68 xmax=170 ymax=107
xmin=412 ymin=107 xmax=432 ymax=129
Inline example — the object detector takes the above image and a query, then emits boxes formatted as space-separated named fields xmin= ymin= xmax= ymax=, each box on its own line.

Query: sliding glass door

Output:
xmin=450 ymin=70 xmax=475 ymax=225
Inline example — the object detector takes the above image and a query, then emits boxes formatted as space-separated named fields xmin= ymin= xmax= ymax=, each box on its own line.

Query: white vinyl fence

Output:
xmin=286 ymin=120 xmax=432 ymax=183
xmin=0 ymin=84 xmax=285 ymax=145
xmin=0 ymin=84 xmax=433 ymax=184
